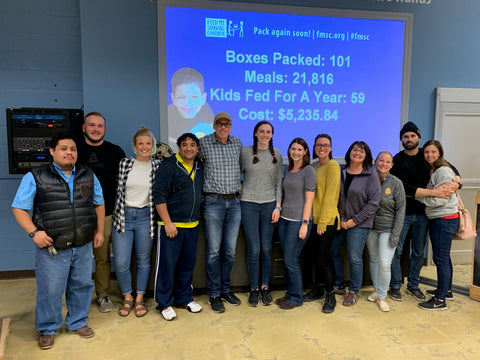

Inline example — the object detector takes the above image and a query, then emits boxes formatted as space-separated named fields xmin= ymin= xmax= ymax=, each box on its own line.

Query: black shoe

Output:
xmin=426 ymin=289 xmax=454 ymax=301
xmin=248 ymin=290 xmax=260 ymax=307
xmin=322 ymin=291 xmax=336 ymax=314
xmin=208 ymin=296 xmax=225 ymax=313
xmin=418 ymin=296 xmax=447 ymax=311
xmin=303 ymin=287 xmax=325 ymax=302
xmin=220 ymin=292 xmax=241 ymax=306
xmin=261 ymin=288 xmax=273 ymax=306
xmin=389 ymin=288 xmax=403 ymax=301
xmin=333 ymin=285 xmax=346 ymax=295
xmin=406 ymin=287 xmax=426 ymax=301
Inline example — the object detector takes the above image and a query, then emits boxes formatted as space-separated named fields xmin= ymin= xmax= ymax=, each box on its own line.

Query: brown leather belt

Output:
xmin=203 ymin=192 xmax=240 ymax=199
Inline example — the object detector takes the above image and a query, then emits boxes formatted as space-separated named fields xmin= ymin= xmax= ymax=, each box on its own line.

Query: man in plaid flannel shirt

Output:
xmin=199 ymin=112 xmax=243 ymax=313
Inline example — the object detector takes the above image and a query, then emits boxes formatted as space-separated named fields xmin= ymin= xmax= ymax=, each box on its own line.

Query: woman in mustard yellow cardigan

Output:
xmin=303 ymin=134 xmax=341 ymax=313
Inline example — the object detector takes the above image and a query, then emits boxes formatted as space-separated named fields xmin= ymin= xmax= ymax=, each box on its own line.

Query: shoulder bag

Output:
xmin=453 ymin=192 xmax=477 ymax=240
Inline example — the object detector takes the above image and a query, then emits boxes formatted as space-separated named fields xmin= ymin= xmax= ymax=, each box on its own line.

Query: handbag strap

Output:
xmin=455 ymin=191 xmax=465 ymax=211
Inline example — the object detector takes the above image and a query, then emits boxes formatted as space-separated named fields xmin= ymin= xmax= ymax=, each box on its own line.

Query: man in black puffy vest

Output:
xmin=12 ymin=134 xmax=105 ymax=350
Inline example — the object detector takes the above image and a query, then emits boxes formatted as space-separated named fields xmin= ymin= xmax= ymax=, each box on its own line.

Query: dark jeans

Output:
xmin=278 ymin=218 xmax=311 ymax=305
xmin=203 ymin=195 xmax=242 ymax=297
xmin=241 ymin=200 xmax=276 ymax=290
xmin=303 ymin=219 xmax=338 ymax=293
xmin=429 ymin=217 xmax=458 ymax=301
xmin=390 ymin=213 xmax=429 ymax=290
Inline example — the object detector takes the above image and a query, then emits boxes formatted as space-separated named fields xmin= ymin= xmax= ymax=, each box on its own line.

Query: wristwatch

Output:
xmin=28 ymin=230 xmax=39 ymax=238
xmin=302 ymin=220 xmax=309 ymax=225
xmin=456 ymin=182 xmax=463 ymax=190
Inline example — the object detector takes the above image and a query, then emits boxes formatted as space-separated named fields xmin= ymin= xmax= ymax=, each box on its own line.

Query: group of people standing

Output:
xmin=299 ymin=122 xmax=461 ymax=313
xmin=12 ymin=110 xmax=462 ymax=350
xmin=237 ymin=119 xmax=461 ymax=316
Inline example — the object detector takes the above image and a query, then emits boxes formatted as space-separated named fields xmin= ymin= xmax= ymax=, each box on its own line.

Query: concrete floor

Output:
xmin=1 ymin=265 xmax=479 ymax=360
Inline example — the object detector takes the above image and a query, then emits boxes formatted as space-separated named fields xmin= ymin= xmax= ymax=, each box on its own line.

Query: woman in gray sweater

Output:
xmin=333 ymin=141 xmax=381 ymax=307
xmin=366 ymin=152 xmax=405 ymax=312
xmin=415 ymin=140 xmax=459 ymax=311
xmin=240 ymin=121 xmax=283 ymax=307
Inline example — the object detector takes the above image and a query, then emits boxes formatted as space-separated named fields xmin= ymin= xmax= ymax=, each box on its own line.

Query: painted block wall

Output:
xmin=0 ymin=0 xmax=83 ymax=270
xmin=1 ymin=0 xmax=480 ymax=271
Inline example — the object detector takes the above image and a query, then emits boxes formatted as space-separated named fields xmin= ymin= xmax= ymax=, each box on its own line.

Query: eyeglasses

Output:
xmin=314 ymin=144 xmax=331 ymax=149
xmin=352 ymin=147 xmax=365 ymax=154
xmin=216 ymin=122 xmax=231 ymax=128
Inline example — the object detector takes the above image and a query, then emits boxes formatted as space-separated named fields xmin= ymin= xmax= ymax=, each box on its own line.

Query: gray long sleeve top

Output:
xmin=416 ymin=166 xmax=458 ymax=219
xmin=338 ymin=166 xmax=381 ymax=228
xmin=240 ymin=146 xmax=283 ymax=204
xmin=372 ymin=173 xmax=406 ymax=247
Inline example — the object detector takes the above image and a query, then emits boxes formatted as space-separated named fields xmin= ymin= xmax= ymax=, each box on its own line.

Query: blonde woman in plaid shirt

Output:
xmin=112 ymin=126 xmax=160 ymax=317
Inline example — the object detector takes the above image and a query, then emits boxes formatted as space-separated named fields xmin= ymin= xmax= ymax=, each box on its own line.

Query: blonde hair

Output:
xmin=133 ymin=126 xmax=155 ymax=145
xmin=132 ymin=126 xmax=156 ymax=156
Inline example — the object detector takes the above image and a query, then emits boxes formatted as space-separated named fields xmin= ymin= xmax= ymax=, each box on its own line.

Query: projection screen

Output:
xmin=157 ymin=0 xmax=412 ymax=157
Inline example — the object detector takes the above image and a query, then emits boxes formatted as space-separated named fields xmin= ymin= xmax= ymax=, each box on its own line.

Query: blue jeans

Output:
xmin=429 ymin=217 xmax=458 ymax=301
xmin=203 ymin=195 xmax=242 ymax=297
xmin=112 ymin=206 xmax=153 ymax=295
xmin=390 ymin=213 xmax=428 ymax=290
xmin=366 ymin=230 xmax=396 ymax=299
xmin=155 ymin=226 xmax=199 ymax=310
xmin=35 ymin=242 xmax=94 ymax=335
xmin=241 ymin=200 xmax=276 ymax=290
xmin=278 ymin=218 xmax=311 ymax=305
xmin=332 ymin=227 xmax=370 ymax=294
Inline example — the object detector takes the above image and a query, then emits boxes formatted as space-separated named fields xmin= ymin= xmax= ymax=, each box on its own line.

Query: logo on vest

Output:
xmin=80 ymin=184 xmax=92 ymax=199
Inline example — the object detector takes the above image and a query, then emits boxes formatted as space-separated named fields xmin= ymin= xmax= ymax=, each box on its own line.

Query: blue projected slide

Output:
xmin=161 ymin=2 xmax=408 ymax=157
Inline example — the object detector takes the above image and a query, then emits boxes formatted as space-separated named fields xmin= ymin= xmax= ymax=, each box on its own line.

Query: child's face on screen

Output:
xmin=171 ymin=84 xmax=207 ymax=119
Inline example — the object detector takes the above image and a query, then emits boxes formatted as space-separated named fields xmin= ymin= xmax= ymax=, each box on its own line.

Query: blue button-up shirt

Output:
xmin=12 ymin=162 xmax=104 ymax=210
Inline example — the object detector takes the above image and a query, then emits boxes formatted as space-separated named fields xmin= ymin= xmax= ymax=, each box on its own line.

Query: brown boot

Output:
xmin=39 ymin=334 xmax=55 ymax=350
xmin=74 ymin=326 xmax=95 ymax=338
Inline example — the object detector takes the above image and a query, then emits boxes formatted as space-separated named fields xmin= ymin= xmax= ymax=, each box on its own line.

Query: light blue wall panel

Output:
xmin=0 ymin=0 xmax=83 ymax=271
xmin=80 ymin=0 xmax=159 ymax=157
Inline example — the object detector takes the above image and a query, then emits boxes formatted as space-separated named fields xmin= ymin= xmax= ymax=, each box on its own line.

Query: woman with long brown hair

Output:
xmin=416 ymin=140 xmax=459 ymax=311
xmin=275 ymin=138 xmax=316 ymax=309
xmin=240 ymin=121 xmax=283 ymax=307
xmin=303 ymin=134 xmax=341 ymax=313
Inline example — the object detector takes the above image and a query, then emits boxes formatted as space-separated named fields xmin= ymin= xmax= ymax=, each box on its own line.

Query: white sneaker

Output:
xmin=367 ymin=291 xmax=377 ymax=302
xmin=377 ymin=298 xmax=390 ymax=312
xmin=161 ymin=306 xmax=177 ymax=321
xmin=186 ymin=301 xmax=202 ymax=313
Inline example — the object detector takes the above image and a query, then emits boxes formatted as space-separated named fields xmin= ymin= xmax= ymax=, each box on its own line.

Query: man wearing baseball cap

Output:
xmin=199 ymin=112 xmax=243 ymax=313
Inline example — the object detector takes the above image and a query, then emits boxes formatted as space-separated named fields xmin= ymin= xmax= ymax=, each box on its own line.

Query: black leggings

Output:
xmin=304 ymin=219 xmax=338 ymax=293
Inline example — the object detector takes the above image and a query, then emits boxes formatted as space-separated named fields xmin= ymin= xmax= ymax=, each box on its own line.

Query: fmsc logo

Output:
xmin=205 ymin=18 xmax=244 ymax=38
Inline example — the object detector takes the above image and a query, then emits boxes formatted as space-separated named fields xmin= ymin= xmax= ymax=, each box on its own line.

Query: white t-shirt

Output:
xmin=125 ymin=159 xmax=151 ymax=208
